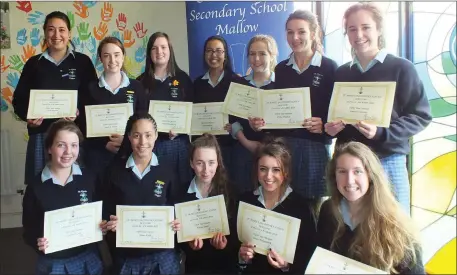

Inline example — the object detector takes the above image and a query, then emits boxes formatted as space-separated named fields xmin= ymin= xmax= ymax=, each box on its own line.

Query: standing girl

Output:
xmin=22 ymin=120 xmax=104 ymax=275
xmin=12 ymin=11 xmax=97 ymax=185
xmin=80 ymin=36 xmax=148 ymax=176
xmin=324 ymin=2 xmax=432 ymax=213
xmin=137 ymin=32 xmax=194 ymax=185
xmin=101 ymin=112 xmax=181 ymax=275
xmin=175 ymin=134 xmax=237 ymax=274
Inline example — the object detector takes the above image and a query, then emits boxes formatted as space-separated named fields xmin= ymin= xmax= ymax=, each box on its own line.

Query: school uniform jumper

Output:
xmin=229 ymin=74 xmax=274 ymax=195
xmin=333 ymin=50 xmax=432 ymax=213
xmin=174 ymin=177 xmax=239 ymax=274
xmin=137 ymin=69 xmax=194 ymax=186
xmin=273 ymin=52 xmax=338 ymax=199
xmin=234 ymin=187 xmax=318 ymax=274
xmin=317 ymin=200 xmax=426 ymax=274
xmin=193 ymin=70 xmax=239 ymax=180
xmin=100 ymin=153 xmax=180 ymax=275
xmin=22 ymin=164 xmax=103 ymax=275
xmin=12 ymin=49 xmax=98 ymax=185
xmin=79 ymin=71 xmax=148 ymax=176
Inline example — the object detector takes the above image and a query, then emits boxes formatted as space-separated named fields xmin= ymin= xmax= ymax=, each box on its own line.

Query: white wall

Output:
xmin=0 ymin=1 xmax=188 ymax=228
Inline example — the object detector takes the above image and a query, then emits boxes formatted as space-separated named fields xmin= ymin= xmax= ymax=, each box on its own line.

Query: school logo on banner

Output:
xmin=154 ymin=180 xmax=165 ymax=197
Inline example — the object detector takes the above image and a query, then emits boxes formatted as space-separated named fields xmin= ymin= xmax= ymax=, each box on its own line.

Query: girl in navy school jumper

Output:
xmin=175 ymin=134 xmax=238 ymax=274
xmin=22 ymin=120 xmax=104 ymax=275
xmin=249 ymin=10 xmax=338 ymax=201
xmin=323 ymin=3 xmax=432 ymax=214
xmin=79 ymin=37 xmax=148 ymax=177
xmin=136 ymin=32 xmax=194 ymax=186
xmin=12 ymin=11 xmax=97 ymax=186
xmin=193 ymin=35 xmax=239 ymax=181
xmin=228 ymin=34 xmax=278 ymax=195
xmin=317 ymin=142 xmax=425 ymax=274
xmin=101 ymin=112 xmax=182 ymax=275
xmin=236 ymin=137 xmax=317 ymax=274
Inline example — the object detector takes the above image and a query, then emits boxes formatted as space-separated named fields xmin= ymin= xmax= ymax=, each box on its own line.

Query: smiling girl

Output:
xmin=317 ymin=141 xmax=425 ymax=274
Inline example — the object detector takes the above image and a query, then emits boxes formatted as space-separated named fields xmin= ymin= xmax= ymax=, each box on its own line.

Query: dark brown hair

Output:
xmin=44 ymin=119 xmax=84 ymax=162
xmin=285 ymin=9 xmax=324 ymax=54
xmin=96 ymin=36 xmax=127 ymax=73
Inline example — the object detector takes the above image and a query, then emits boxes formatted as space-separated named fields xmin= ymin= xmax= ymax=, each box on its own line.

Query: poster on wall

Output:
xmin=186 ymin=1 xmax=293 ymax=79
xmin=0 ymin=1 xmax=11 ymax=49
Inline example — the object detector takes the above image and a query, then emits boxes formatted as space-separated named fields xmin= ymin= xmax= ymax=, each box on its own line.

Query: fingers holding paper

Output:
xmin=210 ymin=232 xmax=227 ymax=250
xmin=240 ymin=243 xmax=256 ymax=261
xmin=248 ymin=117 xmax=264 ymax=132
xmin=37 ymin=237 xmax=48 ymax=251
xmin=189 ymin=238 xmax=203 ymax=251
xmin=355 ymin=121 xmax=377 ymax=139
xmin=171 ymin=219 xmax=181 ymax=232
xmin=106 ymin=215 xmax=118 ymax=232
xmin=324 ymin=120 xmax=346 ymax=136
xmin=303 ymin=117 xmax=323 ymax=134
xmin=267 ymin=248 xmax=289 ymax=269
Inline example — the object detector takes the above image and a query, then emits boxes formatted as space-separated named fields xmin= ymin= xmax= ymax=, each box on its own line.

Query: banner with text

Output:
xmin=186 ymin=1 xmax=293 ymax=79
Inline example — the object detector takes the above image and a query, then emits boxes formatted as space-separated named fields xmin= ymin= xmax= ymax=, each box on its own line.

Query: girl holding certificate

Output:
xmin=12 ymin=11 xmax=97 ymax=186
xmin=316 ymin=141 xmax=425 ymax=274
xmin=101 ymin=112 xmax=182 ymax=275
xmin=22 ymin=120 xmax=104 ymax=275
xmin=175 ymin=134 xmax=238 ymax=274
xmin=228 ymin=34 xmax=278 ymax=195
xmin=323 ymin=2 xmax=432 ymax=213
xmin=249 ymin=10 xmax=338 ymax=202
xmin=193 ymin=35 xmax=238 ymax=180
xmin=137 ymin=32 xmax=194 ymax=186
xmin=237 ymin=138 xmax=317 ymax=274
xmin=79 ymin=36 xmax=148 ymax=176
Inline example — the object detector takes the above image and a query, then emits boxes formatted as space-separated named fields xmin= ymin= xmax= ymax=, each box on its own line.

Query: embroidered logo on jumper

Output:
xmin=78 ymin=190 xmax=88 ymax=204
xmin=126 ymin=91 xmax=134 ymax=103
xmin=170 ymin=87 xmax=179 ymax=98
xmin=154 ymin=180 xmax=165 ymax=197
xmin=68 ymin=68 xmax=77 ymax=80
xmin=312 ymin=73 xmax=323 ymax=87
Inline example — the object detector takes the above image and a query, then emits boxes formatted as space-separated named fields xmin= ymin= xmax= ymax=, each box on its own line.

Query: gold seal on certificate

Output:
xmin=116 ymin=205 xmax=175 ymax=249
xmin=85 ymin=103 xmax=133 ymax=137
xmin=191 ymin=103 xmax=229 ymax=135
xmin=175 ymin=195 xmax=230 ymax=243
xmin=149 ymin=100 xmax=193 ymax=134
xmin=237 ymin=201 xmax=301 ymax=263
xmin=27 ymin=89 xmax=78 ymax=119
xmin=328 ymin=82 xmax=396 ymax=127
xmin=305 ymin=247 xmax=388 ymax=274
xmin=43 ymin=201 xmax=103 ymax=254
xmin=222 ymin=82 xmax=260 ymax=119
xmin=260 ymin=88 xmax=312 ymax=129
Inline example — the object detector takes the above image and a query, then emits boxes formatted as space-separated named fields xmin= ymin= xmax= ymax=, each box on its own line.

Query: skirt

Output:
xmin=229 ymin=142 xmax=256 ymax=196
xmin=35 ymin=247 xmax=103 ymax=275
xmin=114 ymin=250 xmax=180 ymax=275
xmin=380 ymin=153 xmax=411 ymax=215
xmin=25 ymin=133 xmax=47 ymax=185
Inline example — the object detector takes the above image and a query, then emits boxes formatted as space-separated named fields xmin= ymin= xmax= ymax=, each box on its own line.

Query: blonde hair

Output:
xmin=326 ymin=142 xmax=420 ymax=274
xmin=246 ymin=34 xmax=279 ymax=72
xmin=285 ymin=9 xmax=324 ymax=54
xmin=343 ymin=2 xmax=386 ymax=50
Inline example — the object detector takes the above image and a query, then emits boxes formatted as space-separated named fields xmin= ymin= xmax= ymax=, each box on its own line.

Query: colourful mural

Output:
xmin=411 ymin=2 xmax=456 ymax=274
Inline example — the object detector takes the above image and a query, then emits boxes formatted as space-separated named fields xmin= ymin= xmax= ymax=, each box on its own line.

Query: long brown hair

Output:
xmin=326 ymin=142 xmax=420 ymax=273
xmin=285 ymin=9 xmax=324 ymax=54
xmin=96 ymin=36 xmax=128 ymax=73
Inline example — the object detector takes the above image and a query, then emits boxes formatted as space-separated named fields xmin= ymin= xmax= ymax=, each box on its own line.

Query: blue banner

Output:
xmin=186 ymin=1 xmax=294 ymax=79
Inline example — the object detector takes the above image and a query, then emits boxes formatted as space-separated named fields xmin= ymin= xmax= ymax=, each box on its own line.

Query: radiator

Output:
xmin=1 ymin=129 xmax=15 ymax=195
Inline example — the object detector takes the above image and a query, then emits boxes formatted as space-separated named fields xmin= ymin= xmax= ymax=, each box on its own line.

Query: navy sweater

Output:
xmin=99 ymin=156 xmax=177 ymax=258
xmin=22 ymin=168 xmax=100 ymax=259
xmin=79 ymin=79 xmax=148 ymax=151
xmin=233 ymin=191 xmax=317 ymax=274
xmin=12 ymin=52 xmax=98 ymax=135
xmin=334 ymin=54 xmax=432 ymax=157
xmin=273 ymin=56 xmax=338 ymax=144
xmin=317 ymin=200 xmax=425 ymax=274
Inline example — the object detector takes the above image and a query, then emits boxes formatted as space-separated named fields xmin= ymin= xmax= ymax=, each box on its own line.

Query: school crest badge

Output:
xmin=126 ymin=91 xmax=135 ymax=103
xmin=154 ymin=180 xmax=165 ymax=197
xmin=78 ymin=190 xmax=88 ymax=204
xmin=312 ymin=73 xmax=323 ymax=87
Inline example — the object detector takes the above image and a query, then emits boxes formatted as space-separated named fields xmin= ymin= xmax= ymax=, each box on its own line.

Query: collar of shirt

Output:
xmin=202 ymin=70 xmax=225 ymax=88
xmin=126 ymin=153 xmax=159 ymax=179
xmin=187 ymin=176 xmax=204 ymax=199
xmin=340 ymin=199 xmax=357 ymax=231
xmin=286 ymin=51 xmax=322 ymax=74
xmin=39 ymin=47 xmax=75 ymax=66
xmin=41 ymin=163 xmax=82 ymax=186
xmin=244 ymin=71 xmax=275 ymax=88
xmin=253 ymin=185 xmax=293 ymax=210
xmin=98 ymin=71 xmax=130 ymax=95
xmin=350 ymin=49 xmax=388 ymax=73
xmin=154 ymin=73 xmax=172 ymax=82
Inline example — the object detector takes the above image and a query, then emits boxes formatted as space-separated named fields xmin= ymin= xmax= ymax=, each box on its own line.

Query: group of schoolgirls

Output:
xmin=14 ymin=2 xmax=432 ymax=275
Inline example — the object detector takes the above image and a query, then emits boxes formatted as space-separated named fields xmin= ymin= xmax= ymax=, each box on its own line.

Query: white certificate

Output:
xmin=175 ymin=195 xmax=230 ymax=243
xmin=85 ymin=103 xmax=133 ymax=137
xmin=328 ymin=82 xmax=396 ymax=127
xmin=222 ymin=82 xmax=260 ymax=119
xmin=237 ymin=201 xmax=301 ymax=263
xmin=27 ymin=89 xmax=78 ymax=119
xmin=191 ymin=103 xmax=229 ymax=135
xmin=260 ymin=88 xmax=312 ymax=129
xmin=116 ymin=205 xmax=175 ymax=248
xmin=43 ymin=201 xmax=103 ymax=254
xmin=149 ymin=100 xmax=193 ymax=134
xmin=305 ymin=247 xmax=388 ymax=274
